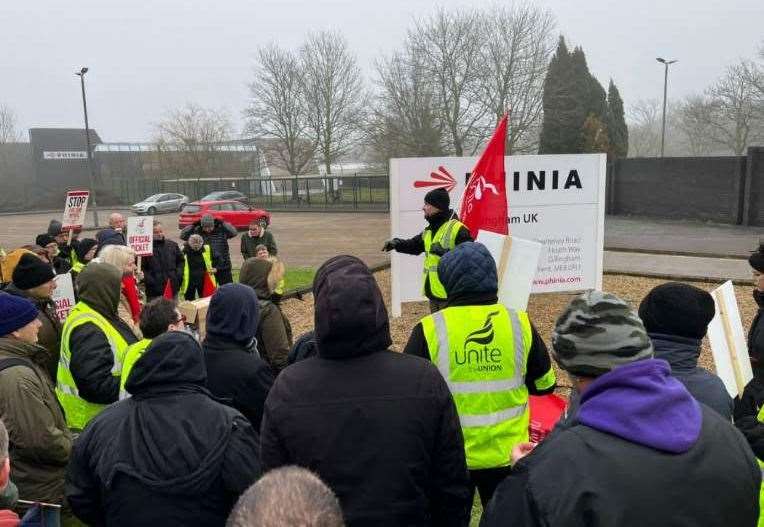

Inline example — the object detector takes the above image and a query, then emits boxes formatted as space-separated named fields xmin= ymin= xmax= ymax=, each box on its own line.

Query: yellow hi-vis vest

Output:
xmin=422 ymin=219 xmax=465 ymax=300
xmin=57 ymin=302 xmax=130 ymax=430
xmin=180 ymin=245 xmax=216 ymax=296
xmin=754 ymin=406 xmax=764 ymax=527
xmin=70 ymin=251 xmax=84 ymax=273
xmin=421 ymin=304 xmax=553 ymax=469
xmin=119 ymin=338 xmax=152 ymax=399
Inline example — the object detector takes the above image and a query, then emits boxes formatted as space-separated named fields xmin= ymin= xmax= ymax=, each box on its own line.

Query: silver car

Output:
xmin=131 ymin=193 xmax=189 ymax=215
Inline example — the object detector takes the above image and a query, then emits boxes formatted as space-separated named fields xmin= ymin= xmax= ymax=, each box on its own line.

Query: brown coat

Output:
xmin=239 ymin=258 xmax=292 ymax=372
xmin=0 ymin=338 xmax=71 ymax=504
xmin=2 ymin=284 xmax=61 ymax=383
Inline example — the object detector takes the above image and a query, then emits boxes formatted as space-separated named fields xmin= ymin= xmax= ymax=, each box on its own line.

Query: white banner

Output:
xmin=390 ymin=154 xmax=606 ymax=316
xmin=708 ymin=280 xmax=753 ymax=398
xmin=62 ymin=190 xmax=90 ymax=229
xmin=51 ymin=273 xmax=75 ymax=322
xmin=127 ymin=216 xmax=154 ymax=256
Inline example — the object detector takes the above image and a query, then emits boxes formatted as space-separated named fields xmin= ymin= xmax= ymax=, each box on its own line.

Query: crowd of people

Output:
xmin=0 ymin=197 xmax=762 ymax=526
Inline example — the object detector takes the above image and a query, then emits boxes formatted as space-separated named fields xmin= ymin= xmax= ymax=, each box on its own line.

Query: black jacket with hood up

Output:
xmin=66 ymin=332 xmax=261 ymax=527
xmin=203 ymin=284 xmax=275 ymax=430
xmin=261 ymin=255 xmax=472 ymax=527
xmin=68 ymin=263 xmax=138 ymax=405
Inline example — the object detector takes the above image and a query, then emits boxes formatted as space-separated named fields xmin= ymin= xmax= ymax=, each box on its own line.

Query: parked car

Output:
xmin=178 ymin=200 xmax=270 ymax=230
xmin=200 ymin=190 xmax=249 ymax=205
xmin=132 ymin=193 xmax=189 ymax=215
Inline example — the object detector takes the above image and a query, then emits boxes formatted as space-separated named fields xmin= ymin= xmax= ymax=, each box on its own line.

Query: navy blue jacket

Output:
xmin=650 ymin=333 xmax=733 ymax=420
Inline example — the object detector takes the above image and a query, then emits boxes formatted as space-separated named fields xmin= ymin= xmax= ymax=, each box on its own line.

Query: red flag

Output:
xmin=202 ymin=272 xmax=217 ymax=298
xmin=459 ymin=114 xmax=508 ymax=238
xmin=163 ymin=279 xmax=174 ymax=300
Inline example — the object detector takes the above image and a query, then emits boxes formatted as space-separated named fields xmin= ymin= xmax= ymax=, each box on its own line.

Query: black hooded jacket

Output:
xmin=203 ymin=284 xmax=275 ymax=429
xmin=180 ymin=219 xmax=237 ymax=271
xmin=68 ymin=263 xmax=138 ymax=405
xmin=261 ymin=255 xmax=472 ymax=527
xmin=66 ymin=332 xmax=261 ymax=527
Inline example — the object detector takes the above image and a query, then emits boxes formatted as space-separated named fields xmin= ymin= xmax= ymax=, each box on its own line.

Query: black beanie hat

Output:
xmin=749 ymin=241 xmax=764 ymax=273
xmin=424 ymin=188 xmax=450 ymax=211
xmin=638 ymin=282 xmax=716 ymax=340
xmin=75 ymin=238 xmax=98 ymax=261
xmin=35 ymin=234 xmax=56 ymax=248
xmin=12 ymin=253 xmax=55 ymax=290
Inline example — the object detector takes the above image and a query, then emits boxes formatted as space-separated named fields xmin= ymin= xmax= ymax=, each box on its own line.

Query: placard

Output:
xmin=389 ymin=154 xmax=606 ymax=316
xmin=475 ymin=231 xmax=542 ymax=312
xmin=127 ymin=216 xmax=153 ymax=256
xmin=62 ymin=190 xmax=90 ymax=230
xmin=708 ymin=280 xmax=753 ymax=398
xmin=51 ymin=273 xmax=75 ymax=322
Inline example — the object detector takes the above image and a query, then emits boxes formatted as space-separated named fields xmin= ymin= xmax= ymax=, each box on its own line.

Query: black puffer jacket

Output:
xmin=203 ymin=284 xmax=275 ymax=429
xmin=180 ymin=219 xmax=237 ymax=271
xmin=261 ymin=255 xmax=472 ymax=527
xmin=66 ymin=332 xmax=261 ymax=527
xmin=141 ymin=237 xmax=184 ymax=298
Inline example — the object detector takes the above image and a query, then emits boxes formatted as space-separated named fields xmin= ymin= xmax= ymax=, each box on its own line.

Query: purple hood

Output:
xmin=578 ymin=358 xmax=702 ymax=454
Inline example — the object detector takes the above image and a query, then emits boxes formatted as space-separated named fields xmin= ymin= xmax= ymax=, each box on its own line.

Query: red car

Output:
xmin=178 ymin=200 xmax=271 ymax=230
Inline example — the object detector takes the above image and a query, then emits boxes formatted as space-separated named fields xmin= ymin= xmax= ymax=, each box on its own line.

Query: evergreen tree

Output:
xmin=606 ymin=80 xmax=629 ymax=159
xmin=539 ymin=37 xmax=580 ymax=153
xmin=540 ymin=38 xmax=609 ymax=154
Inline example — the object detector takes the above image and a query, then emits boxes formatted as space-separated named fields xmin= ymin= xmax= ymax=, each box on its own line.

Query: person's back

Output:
xmin=203 ymin=284 xmax=274 ymax=429
xmin=482 ymin=291 xmax=759 ymax=527
xmin=261 ymin=256 xmax=471 ymax=527
xmin=67 ymin=332 xmax=261 ymax=527
xmin=639 ymin=282 xmax=733 ymax=419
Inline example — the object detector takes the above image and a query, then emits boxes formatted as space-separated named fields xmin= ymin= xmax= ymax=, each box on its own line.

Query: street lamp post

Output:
xmin=75 ymin=67 xmax=99 ymax=228
xmin=656 ymin=57 xmax=677 ymax=158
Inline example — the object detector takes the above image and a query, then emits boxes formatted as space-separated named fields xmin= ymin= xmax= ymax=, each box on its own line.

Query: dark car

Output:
xmin=178 ymin=200 xmax=270 ymax=230
xmin=200 ymin=190 xmax=249 ymax=205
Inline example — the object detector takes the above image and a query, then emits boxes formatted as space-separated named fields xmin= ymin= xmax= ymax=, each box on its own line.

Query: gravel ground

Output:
xmin=280 ymin=270 xmax=758 ymax=394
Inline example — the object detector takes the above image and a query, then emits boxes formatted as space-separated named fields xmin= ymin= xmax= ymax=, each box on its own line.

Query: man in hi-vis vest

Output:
xmin=403 ymin=241 xmax=556 ymax=506
xmin=383 ymin=188 xmax=472 ymax=313
xmin=57 ymin=262 xmax=138 ymax=431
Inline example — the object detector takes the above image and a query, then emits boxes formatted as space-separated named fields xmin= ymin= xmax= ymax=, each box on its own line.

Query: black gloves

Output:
xmin=383 ymin=239 xmax=398 ymax=252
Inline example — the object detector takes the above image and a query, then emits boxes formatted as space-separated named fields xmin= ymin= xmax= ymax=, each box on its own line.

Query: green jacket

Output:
xmin=0 ymin=338 xmax=71 ymax=504
xmin=241 ymin=230 xmax=277 ymax=259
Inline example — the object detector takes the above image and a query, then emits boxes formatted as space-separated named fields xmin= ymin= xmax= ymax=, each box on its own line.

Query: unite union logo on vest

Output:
xmin=454 ymin=311 xmax=504 ymax=373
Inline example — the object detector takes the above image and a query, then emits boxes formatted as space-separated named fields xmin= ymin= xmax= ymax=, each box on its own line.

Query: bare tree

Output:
xmin=410 ymin=8 xmax=487 ymax=155
xmin=627 ymin=99 xmax=662 ymax=157
xmin=154 ymin=103 xmax=234 ymax=179
xmin=475 ymin=4 xmax=556 ymax=153
xmin=702 ymin=61 xmax=763 ymax=154
xmin=300 ymin=30 xmax=365 ymax=182
xmin=0 ymin=104 xmax=21 ymax=144
xmin=246 ymin=44 xmax=316 ymax=184
xmin=675 ymin=95 xmax=718 ymax=156
xmin=367 ymin=46 xmax=445 ymax=161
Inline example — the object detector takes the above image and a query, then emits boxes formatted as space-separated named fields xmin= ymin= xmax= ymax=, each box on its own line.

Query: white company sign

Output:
xmin=389 ymin=154 xmax=606 ymax=317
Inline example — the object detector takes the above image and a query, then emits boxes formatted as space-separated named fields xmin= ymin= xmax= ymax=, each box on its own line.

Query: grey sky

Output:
xmin=2 ymin=0 xmax=762 ymax=142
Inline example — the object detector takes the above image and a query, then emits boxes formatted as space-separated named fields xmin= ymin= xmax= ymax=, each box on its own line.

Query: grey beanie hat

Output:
xmin=552 ymin=291 xmax=654 ymax=377
xmin=201 ymin=214 xmax=215 ymax=228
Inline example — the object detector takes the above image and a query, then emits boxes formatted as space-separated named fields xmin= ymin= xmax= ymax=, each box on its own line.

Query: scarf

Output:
xmin=122 ymin=274 xmax=142 ymax=322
